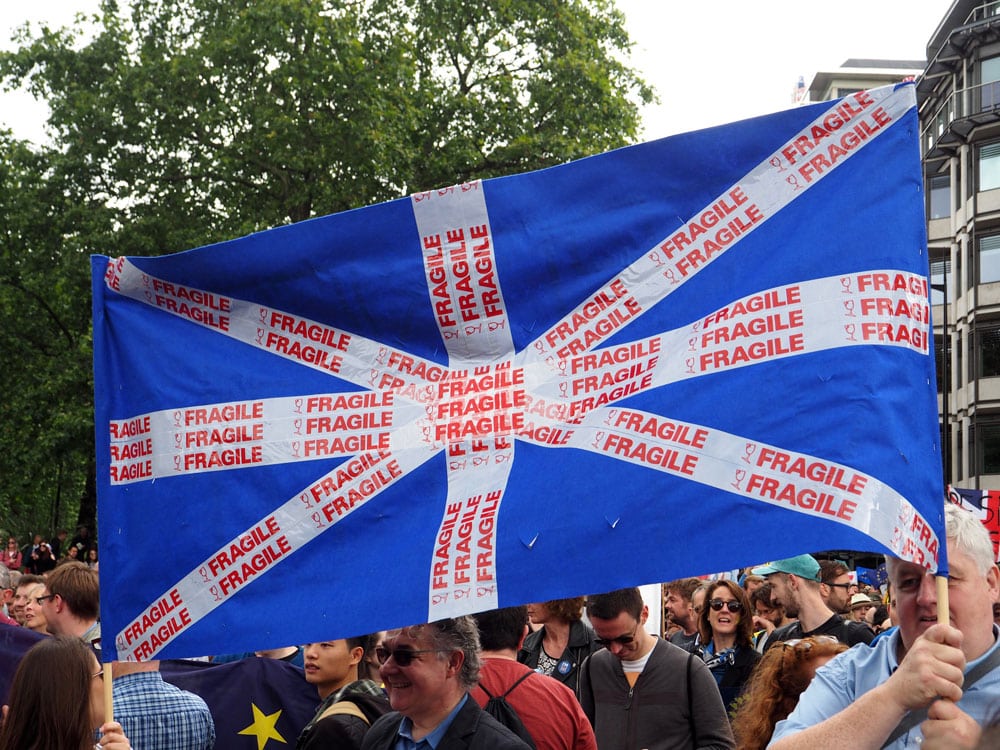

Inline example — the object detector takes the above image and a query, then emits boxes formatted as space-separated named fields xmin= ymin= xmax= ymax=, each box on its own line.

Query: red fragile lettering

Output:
xmin=571 ymin=357 xmax=658 ymax=396
xmin=153 ymin=296 xmax=230 ymax=331
xmin=308 ymin=451 xmax=392 ymax=502
xmin=183 ymin=447 xmax=263 ymax=471
xmin=855 ymin=272 xmax=928 ymax=297
xmin=206 ymin=517 xmax=281 ymax=576
xmin=659 ymin=187 xmax=750 ymax=259
xmin=263 ymin=333 xmax=343 ymax=372
xmin=610 ymin=412 xmax=709 ymax=449
xmin=267 ymin=313 xmax=350 ymax=350
xmin=909 ymin=513 xmax=940 ymax=559
xmin=435 ymin=390 xmax=526 ymax=419
xmin=600 ymin=433 xmax=698 ymax=475
xmin=516 ymin=423 xmax=573 ymax=445
xmin=386 ymin=352 xmax=448 ymax=382
xmin=110 ymin=439 xmax=153 ymax=460
xmin=110 ymin=461 xmax=152 ymax=482
xmin=793 ymin=106 xmax=891 ymax=183
xmin=151 ymin=280 xmax=232 ymax=312
xmin=320 ymin=459 xmax=402 ymax=521
xmin=704 ymin=287 xmax=802 ymax=326
xmin=570 ymin=339 xmax=660 ymax=374
xmin=184 ymin=424 xmax=263 ymax=448
xmin=699 ymin=334 xmax=805 ymax=371
xmin=304 ymin=433 xmax=391 ymax=457
xmin=110 ymin=415 xmax=151 ymax=439
xmin=745 ymin=474 xmax=857 ymax=521
xmin=568 ymin=373 xmax=654 ymax=420
xmin=433 ymin=413 xmax=524 ymax=442
xmin=305 ymin=392 xmax=393 ymax=412
xmin=432 ymin=501 xmax=463 ymax=589
xmin=780 ymin=91 xmax=875 ymax=165
xmin=700 ymin=311 xmax=804 ymax=346
xmin=129 ymin=607 xmax=193 ymax=661
xmin=184 ymin=402 xmax=264 ymax=426
xmin=860 ymin=323 xmax=927 ymax=351
xmin=424 ymin=234 xmax=456 ymax=328
xmin=122 ymin=588 xmax=186 ymax=646
xmin=216 ymin=535 xmax=293 ymax=596
xmin=304 ymin=412 xmax=392 ymax=433
xmin=754 ymin=448 xmax=867 ymax=495
xmin=859 ymin=297 xmax=929 ymax=323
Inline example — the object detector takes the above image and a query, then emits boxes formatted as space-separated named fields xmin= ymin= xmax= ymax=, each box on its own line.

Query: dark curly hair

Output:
xmin=543 ymin=597 xmax=586 ymax=623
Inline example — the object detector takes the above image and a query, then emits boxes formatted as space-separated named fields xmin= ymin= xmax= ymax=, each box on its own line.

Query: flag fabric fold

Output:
xmin=92 ymin=83 xmax=944 ymax=662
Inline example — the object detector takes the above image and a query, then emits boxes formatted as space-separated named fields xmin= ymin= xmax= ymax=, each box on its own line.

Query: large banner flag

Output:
xmin=92 ymin=83 xmax=944 ymax=662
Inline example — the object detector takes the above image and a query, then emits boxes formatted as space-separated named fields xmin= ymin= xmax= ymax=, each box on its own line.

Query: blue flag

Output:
xmin=92 ymin=83 xmax=945 ymax=661
xmin=161 ymin=657 xmax=317 ymax=749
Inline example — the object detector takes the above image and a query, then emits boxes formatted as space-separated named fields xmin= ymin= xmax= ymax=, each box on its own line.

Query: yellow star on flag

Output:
xmin=238 ymin=703 xmax=287 ymax=750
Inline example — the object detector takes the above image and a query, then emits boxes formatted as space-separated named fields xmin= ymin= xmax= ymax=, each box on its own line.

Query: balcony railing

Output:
xmin=921 ymin=81 xmax=1000 ymax=157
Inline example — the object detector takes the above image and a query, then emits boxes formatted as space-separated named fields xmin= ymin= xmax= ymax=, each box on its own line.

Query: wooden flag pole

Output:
xmin=103 ymin=660 xmax=113 ymax=728
xmin=936 ymin=575 xmax=948 ymax=624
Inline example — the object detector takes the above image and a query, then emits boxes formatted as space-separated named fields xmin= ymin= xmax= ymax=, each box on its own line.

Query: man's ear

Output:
xmin=447 ymin=649 xmax=465 ymax=676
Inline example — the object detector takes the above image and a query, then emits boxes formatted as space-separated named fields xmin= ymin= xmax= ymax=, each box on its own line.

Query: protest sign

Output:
xmin=92 ymin=83 xmax=943 ymax=661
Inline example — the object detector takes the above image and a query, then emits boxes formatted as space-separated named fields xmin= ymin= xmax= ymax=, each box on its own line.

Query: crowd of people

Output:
xmin=3 ymin=504 xmax=1000 ymax=749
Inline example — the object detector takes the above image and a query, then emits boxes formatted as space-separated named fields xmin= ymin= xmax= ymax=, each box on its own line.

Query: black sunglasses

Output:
xmin=374 ymin=646 xmax=449 ymax=667
xmin=708 ymin=599 xmax=743 ymax=613
xmin=595 ymin=620 xmax=640 ymax=648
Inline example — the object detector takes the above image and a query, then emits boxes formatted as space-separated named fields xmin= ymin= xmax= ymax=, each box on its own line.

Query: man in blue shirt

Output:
xmin=770 ymin=503 xmax=1000 ymax=750
xmin=113 ymin=660 xmax=215 ymax=749
xmin=361 ymin=617 xmax=528 ymax=750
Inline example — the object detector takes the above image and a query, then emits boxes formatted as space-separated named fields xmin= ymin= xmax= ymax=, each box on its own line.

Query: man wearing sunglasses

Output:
xmin=770 ymin=504 xmax=1000 ymax=750
xmin=753 ymin=554 xmax=873 ymax=651
xmin=361 ymin=616 xmax=530 ymax=750
xmin=579 ymin=587 xmax=734 ymax=750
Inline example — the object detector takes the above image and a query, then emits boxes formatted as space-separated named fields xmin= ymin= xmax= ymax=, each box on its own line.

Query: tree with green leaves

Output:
xmin=0 ymin=0 xmax=653 ymax=537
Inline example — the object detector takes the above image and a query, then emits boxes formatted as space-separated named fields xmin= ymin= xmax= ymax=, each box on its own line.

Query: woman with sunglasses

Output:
xmin=694 ymin=579 xmax=760 ymax=714
xmin=0 ymin=636 xmax=132 ymax=750
xmin=730 ymin=636 xmax=847 ymax=750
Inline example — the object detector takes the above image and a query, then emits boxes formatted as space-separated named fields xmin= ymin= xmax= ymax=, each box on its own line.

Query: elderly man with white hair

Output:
xmin=769 ymin=503 xmax=1000 ymax=750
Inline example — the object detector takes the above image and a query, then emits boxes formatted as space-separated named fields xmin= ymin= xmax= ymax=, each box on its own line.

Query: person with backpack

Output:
xmin=472 ymin=607 xmax=596 ymax=750
xmin=297 ymin=634 xmax=391 ymax=750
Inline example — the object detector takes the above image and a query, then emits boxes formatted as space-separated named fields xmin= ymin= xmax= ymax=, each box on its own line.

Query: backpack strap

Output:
xmin=319 ymin=699 xmax=370 ymax=725
xmin=502 ymin=669 xmax=534 ymax=698
xmin=881 ymin=643 xmax=1000 ymax=748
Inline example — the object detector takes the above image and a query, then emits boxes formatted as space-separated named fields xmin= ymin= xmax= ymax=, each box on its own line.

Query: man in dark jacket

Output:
xmin=580 ymin=587 xmax=734 ymax=750
xmin=362 ymin=616 xmax=529 ymax=750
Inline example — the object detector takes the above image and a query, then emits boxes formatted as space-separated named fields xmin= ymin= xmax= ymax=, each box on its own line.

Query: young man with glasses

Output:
xmin=753 ymin=555 xmax=873 ymax=651
xmin=579 ymin=587 xmax=734 ymax=750
xmin=361 ymin=617 xmax=530 ymax=750
xmin=39 ymin=560 xmax=101 ymax=646
xmin=817 ymin=559 xmax=857 ymax=615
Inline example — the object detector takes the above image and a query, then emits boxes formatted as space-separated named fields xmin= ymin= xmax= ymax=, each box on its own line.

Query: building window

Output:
xmin=981 ymin=56 xmax=1000 ymax=111
xmin=980 ymin=234 xmax=1000 ymax=284
xmin=979 ymin=325 xmax=1000 ymax=377
xmin=980 ymin=142 xmax=1000 ymax=191
xmin=958 ymin=330 xmax=964 ymax=387
xmin=974 ymin=421 xmax=1000 ymax=475
xmin=930 ymin=256 xmax=950 ymax=304
xmin=935 ymin=333 xmax=949 ymax=392
xmin=928 ymin=175 xmax=950 ymax=219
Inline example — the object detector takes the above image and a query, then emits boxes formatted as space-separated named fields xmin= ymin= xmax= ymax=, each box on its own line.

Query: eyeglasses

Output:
xmin=825 ymin=582 xmax=858 ymax=590
xmin=708 ymin=599 xmax=743 ymax=613
xmin=34 ymin=594 xmax=55 ymax=605
xmin=781 ymin=635 xmax=839 ymax=650
xmin=374 ymin=646 xmax=450 ymax=667
xmin=92 ymin=669 xmax=103 ymax=679
xmin=595 ymin=619 xmax=641 ymax=649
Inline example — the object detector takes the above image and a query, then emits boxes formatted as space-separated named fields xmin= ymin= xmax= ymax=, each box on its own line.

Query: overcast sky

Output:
xmin=0 ymin=0 xmax=954 ymax=143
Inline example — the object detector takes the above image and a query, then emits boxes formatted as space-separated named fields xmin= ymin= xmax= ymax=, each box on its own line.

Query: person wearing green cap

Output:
xmin=752 ymin=554 xmax=874 ymax=651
